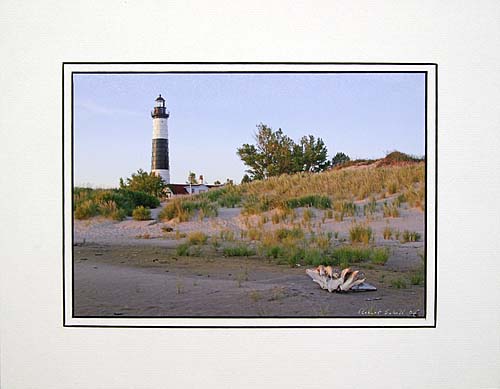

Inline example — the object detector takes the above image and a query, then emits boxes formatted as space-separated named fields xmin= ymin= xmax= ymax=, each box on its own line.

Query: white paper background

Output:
xmin=1 ymin=1 xmax=499 ymax=388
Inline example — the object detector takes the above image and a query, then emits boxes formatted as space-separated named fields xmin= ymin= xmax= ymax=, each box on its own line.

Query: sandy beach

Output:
xmin=73 ymin=198 xmax=425 ymax=318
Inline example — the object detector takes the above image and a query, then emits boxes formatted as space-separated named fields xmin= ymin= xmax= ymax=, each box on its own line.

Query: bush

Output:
xmin=132 ymin=206 xmax=151 ymax=221
xmin=285 ymin=195 xmax=331 ymax=210
xmin=349 ymin=224 xmax=373 ymax=244
xmin=383 ymin=202 xmax=400 ymax=218
xmin=118 ymin=189 xmax=160 ymax=209
xmin=159 ymin=198 xmax=218 ymax=222
xmin=74 ymin=200 xmax=98 ymax=219
xmin=264 ymin=245 xmax=286 ymax=259
xmin=223 ymin=245 xmax=256 ymax=257
xmin=401 ymin=230 xmax=421 ymax=243
xmin=391 ymin=278 xmax=408 ymax=289
xmin=187 ymin=231 xmax=208 ymax=245
xmin=383 ymin=226 xmax=393 ymax=240
xmin=274 ymin=227 xmax=304 ymax=242
xmin=119 ymin=169 xmax=167 ymax=198
xmin=176 ymin=243 xmax=191 ymax=256
xmin=371 ymin=248 xmax=390 ymax=265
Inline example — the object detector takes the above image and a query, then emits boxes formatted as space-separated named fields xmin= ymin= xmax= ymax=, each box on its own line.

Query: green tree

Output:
xmin=332 ymin=152 xmax=350 ymax=166
xmin=237 ymin=123 xmax=330 ymax=179
xmin=293 ymin=135 xmax=330 ymax=172
xmin=237 ymin=124 xmax=296 ymax=179
xmin=241 ymin=174 xmax=251 ymax=184
xmin=119 ymin=169 xmax=167 ymax=198
xmin=187 ymin=171 xmax=198 ymax=185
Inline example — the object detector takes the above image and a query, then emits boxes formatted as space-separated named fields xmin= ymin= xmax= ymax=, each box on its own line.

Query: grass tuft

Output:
xmin=349 ymin=223 xmax=373 ymax=244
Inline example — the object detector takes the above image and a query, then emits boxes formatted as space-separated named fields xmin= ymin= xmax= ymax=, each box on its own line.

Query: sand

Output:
xmin=72 ymin=200 xmax=425 ymax=317
xmin=73 ymin=244 xmax=425 ymax=317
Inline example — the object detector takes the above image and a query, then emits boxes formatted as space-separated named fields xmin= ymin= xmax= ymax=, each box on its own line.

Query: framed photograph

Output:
xmin=63 ymin=62 xmax=437 ymax=328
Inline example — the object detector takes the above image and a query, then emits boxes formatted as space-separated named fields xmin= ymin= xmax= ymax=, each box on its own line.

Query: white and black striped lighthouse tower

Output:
xmin=151 ymin=94 xmax=170 ymax=183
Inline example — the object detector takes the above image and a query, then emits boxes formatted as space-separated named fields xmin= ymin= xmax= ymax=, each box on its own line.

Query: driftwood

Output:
xmin=306 ymin=266 xmax=377 ymax=293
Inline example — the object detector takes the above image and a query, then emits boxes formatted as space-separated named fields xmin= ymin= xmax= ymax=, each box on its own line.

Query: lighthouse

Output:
xmin=151 ymin=94 xmax=170 ymax=184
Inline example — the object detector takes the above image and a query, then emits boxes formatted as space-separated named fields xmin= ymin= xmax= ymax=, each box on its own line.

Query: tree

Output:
xmin=237 ymin=123 xmax=331 ymax=179
xmin=293 ymin=135 xmax=330 ymax=172
xmin=214 ymin=180 xmax=221 ymax=185
xmin=332 ymin=152 xmax=350 ymax=166
xmin=237 ymin=124 xmax=294 ymax=179
xmin=187 ymin=171 xmax=198 ymax=185
xmin=119 ymin=169 xmax=167 ymax=198
xmin=241 ymin=174 xmax=251 ymax=184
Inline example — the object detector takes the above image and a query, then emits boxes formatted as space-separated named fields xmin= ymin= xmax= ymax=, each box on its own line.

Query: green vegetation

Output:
xmin=132 ymin=206 xmax=151 ymax=221
xmin=285 ymin=195 xmax=331 ymax=209
xmin=349 ymin=223 xmax=373 ymax=244
xmin=400 ymin=230 xmax=421 ymax=243
xmin=391 ymin=278 xmax=408 ymax=289
xmin=119 ymin=168 xmax=167 ymax=198
xmin=331 ymin=152 xmax=350 ymax=166
xmin=223 ymin=245 xmax=256 ymax=257
xmin=159 ymin=156 xmax=423 ymax=222
xmin=73 ymin=187 xmax=159 ymax=220
xmin=237 ymin=123 xmax=330 ymax=180
xmin=410 ymin=269 xmax=425 ymax=286
xmin=175 ymin=242 xmax=202 ymax=257
xmin=187 ymin=231 xmax=208 ymax=245
xmin=158 ymin=198 xmax=218 ymax=222
xmin=383 ymin=226 xmax=393 ymax=240
xmin=381 ymin=151 xmax=423 ymax=165
xmin=383 ymin=202 xmax=400 ymax=218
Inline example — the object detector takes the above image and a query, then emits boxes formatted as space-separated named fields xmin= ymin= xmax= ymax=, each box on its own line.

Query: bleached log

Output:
xmin=306 ymin=266 xmax=376 ymax=293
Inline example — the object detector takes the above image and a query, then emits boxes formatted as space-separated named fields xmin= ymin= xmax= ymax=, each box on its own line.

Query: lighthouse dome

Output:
xmin=155 ymin=94 xmax=165 ymax=102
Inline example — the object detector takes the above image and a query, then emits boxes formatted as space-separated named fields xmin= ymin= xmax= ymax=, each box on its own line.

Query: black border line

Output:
xmin=63 ymin=62 xmax=437 ymax=328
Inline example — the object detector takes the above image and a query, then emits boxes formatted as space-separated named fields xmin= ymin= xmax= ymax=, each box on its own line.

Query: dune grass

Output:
xmin=73 ymin=187 xmax=159 ymax=220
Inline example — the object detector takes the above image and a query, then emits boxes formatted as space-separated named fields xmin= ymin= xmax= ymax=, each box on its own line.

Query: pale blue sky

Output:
xmin=73 ymin=72 xmax=425 ymax=187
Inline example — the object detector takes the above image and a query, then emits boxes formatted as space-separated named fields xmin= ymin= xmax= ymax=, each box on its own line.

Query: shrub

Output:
xmin=349 ymin=223 xmax=373 ymax=244
xmin=285 ymin=195 xmax=331 ymax=210
xmin=302 ymin=208 xmax=314 ymax=223
xmin=119 ymin=169 xmax=167 ymax=198
xmin=74 ymin=200 xmax=98 ymax=219
xmin=410 ymin=270 xmax=425 ymax=286
xmin=363 ymin=197 xmax=377 ymax=216
xmin=132 ymin=206 xmax=151 ymax=221
xmin=118 ymin=189 xmax=160 ymax=209
xmin=274 ymin=227 xmax=304 ymax=242
xmin=391 ymin=278 xmax=408 ymax=289
xmin=264 ymin=245 xmax=286 ymax=259
xmin=334 ymin=201 xmax=357 ymax=217
xmin=383 ymin=202 xmax=400 ymax=218
xmin=223 ymin=245 xmax=256 ymax=257
xmin=247 ymin=228 xmax=262 ymax=241
xmin=371 ymin=248 xmax=390 ymax=265
xmin=401 ymin=230 xmax=421 ymax=243
xmin=187 ymin=231 xmax=208 ymax=245
xmin=176 ymin=243 xmax=191 ymax=256
xmin=383 ymin=226 xmax=393 ymax=240
xmin=330 ymin=246 xmax=371 ymax=267
xmin=159 ymin=200 xmax=193 ymax=222
xmin=301 ymin=248 xmax=324 ymax=266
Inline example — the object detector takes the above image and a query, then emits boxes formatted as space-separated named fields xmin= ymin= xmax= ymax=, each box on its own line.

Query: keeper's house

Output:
xmin=166 ymin=183 xmax=222 ymax=197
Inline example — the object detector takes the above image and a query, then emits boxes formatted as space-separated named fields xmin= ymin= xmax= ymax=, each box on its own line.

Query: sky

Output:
xmin=73 ymin=72 xmax=425 ymax=187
